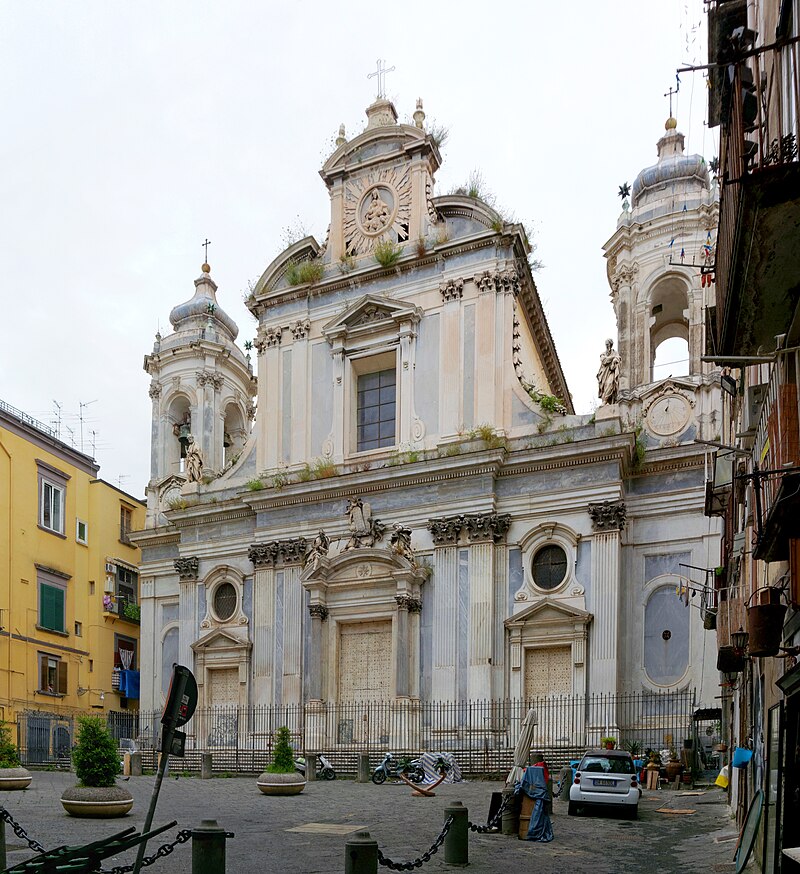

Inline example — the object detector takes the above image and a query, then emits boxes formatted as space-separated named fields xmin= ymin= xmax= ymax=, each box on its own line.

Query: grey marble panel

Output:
xmin=498 ymin=462 xmax=619 ymax=498
xmin=420 ymin=553 xmax=434 ymax=702
xmin=161 ymin=627 xmax=179 ymax=696
xmin=197 ymin=585 xmax=206 ymax=638
xmin=644 ymin=552 xmax=691 ymax=582
xmin=627 ymin=467 xmax=704 ymax=495
xmin=282 ymin=350 xmax=292 ymax=464
xmin=243 ymin=577 xmax=253 ymax=625
xmin=414 ymin=314 xmax=439 ymax=436
xmin=512 ymin=392 xmax=539 ymax=428
xmin=508 ymin=548 xmax=524 ymax=616
xmin=576 ymin=540 xmax=592 ymax=598
xmin=462 ymin=304 xmax=475 ymax=429
xmin=179 ymin=516 xmax=255 ymax=543
xmin=275 ymin=571 xmax=284 ymax=708
xmin=162 ymin=603 xmax=179 ymax=626
xmin=311 ymin=342 xmax=334 ymax=456
xmin=457 ymin=549 xmax=469 ymax=704
xmin=142 ymin=543 xmax=180 ymax=563
xmin=302 ymin=588 xmax=310 ymax=702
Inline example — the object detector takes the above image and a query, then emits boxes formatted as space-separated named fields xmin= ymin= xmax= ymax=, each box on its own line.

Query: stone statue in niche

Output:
xmin=305 ymin=530 xmax=330 ymax=569
xmin=596 ymin=338 xmax=621 ymax=405
xmin=185 ymin=435 xmax=204 ymax=483
xmin=362 ymin=189 xmax=392 ymax=233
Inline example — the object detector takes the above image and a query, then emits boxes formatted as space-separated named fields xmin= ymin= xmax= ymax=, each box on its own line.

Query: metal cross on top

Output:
xmin=664 ymin=85 xmax=678 ymax=118
xmin=368 ymin=59 xmax=395 ymax=99
xmin=202 ymin=238 xmax=211 ymax=262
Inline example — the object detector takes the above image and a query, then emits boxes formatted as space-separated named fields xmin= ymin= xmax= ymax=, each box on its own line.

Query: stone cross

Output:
xmin=202 ymin=238 xmax=211 ymax=261
xmin=664 ymin=85 xmax=678 ymax=118
xmin=368 ymin=59 xmax=395 ymax=99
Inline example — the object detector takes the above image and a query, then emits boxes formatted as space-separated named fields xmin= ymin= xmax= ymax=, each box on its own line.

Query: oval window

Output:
xmin=213 ymin=582 xmax=237 ymax=621
xmin=531 ymin=545 xmax=568 ymax=590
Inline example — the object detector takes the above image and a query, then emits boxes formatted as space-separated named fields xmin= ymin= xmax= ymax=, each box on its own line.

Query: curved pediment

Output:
xmin=253 ymin=236 xmax=322 ymax=297
xmin=432 ymin=194 xmax=504 ymax=234
xmin=321 ymin=123 xmax=438 ymax=181
xmin=302 ymin=546 xmax=424 ymax=586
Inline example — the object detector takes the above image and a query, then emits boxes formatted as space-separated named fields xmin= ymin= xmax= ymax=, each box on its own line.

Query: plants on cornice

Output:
xmin=286 ymin=258 xmax=325 ymax=287
xmin=469 ymin=424 xmax=507 ymax=451
xmin=245 ymin=478 xmax=265 ymax=491
xmin=373 ymin=238 xmax=403 ymax=268
xmin=338 ymin=253 xmax=357 ymax=274
xmin=524 ymin=384 xmax=567 ymax=415
xmin=311 ymin=457 xmax=337 ymax=479
xmin=166 ymin=496 xmax=194 ymax=510
xmin=426 ymin=121 xmax=449 ymax=150
xmin=271 ymin=470 xmax=290 ymax=490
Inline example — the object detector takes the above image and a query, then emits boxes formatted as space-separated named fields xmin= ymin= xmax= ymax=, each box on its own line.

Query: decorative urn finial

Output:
xmin=335 ymin=123 xmax=347 ymax=147
xmin=413 ymin=98 xmax=426 ymax=130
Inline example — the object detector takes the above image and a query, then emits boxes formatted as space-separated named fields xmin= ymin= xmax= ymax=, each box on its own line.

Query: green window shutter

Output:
xmin=53 ymin=586 xmax=65 ymax=632
xmin=40 ymin=584 xmax=65 ymax=632
xmin=57 ymin=660 xmax=68 ymax=695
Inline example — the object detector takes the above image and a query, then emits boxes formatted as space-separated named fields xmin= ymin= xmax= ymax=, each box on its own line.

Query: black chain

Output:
xmin=0 ymin=805 xmax=46 ymax=853
xmin=376 ymin=816 xmax=453 ymax=871
xmin=100 ymin=830 xmax=193 ymax=874
xmin=468 ymin=791 xmax=514 ymax=833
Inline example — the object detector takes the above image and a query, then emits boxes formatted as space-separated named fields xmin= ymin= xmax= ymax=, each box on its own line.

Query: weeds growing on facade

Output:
xmin=286 ymin=258 xmax=325 ymax=287
xmin=245 ymin=478 xmax=265 ymax=491
xmin=373 ymin=238 xmax=403 ymax=268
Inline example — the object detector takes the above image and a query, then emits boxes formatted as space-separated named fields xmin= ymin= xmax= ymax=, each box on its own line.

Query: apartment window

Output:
xmin=39 ymin=653 xmax=67 ymax=695
xmin=120 ymin=505 xmax=133 ymax=544
xmin=74 ymin=621 xmax=82 ymax=637
xmin=36 ymin=566 xmax=69 ymax=634
xmin=114 ymin=634 xmax=137 ymax=670
xmin=356 ymin=369 xmax=396 ymax=451
xmin=76 ymin=519 xmax=88 ymax=545
xmin=89 ymin=580 xmax=95 ymax=595
xmin=36 ymin=460 xmax=69 ymax=536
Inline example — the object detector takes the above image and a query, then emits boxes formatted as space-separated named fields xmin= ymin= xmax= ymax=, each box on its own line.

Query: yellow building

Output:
xmin=0 ymin=399 xmax=144 ymax=759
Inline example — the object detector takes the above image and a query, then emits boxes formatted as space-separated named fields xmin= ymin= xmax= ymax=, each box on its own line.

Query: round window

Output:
xmin=531 ymin=545 xmax=568 ymax=590
xmin=213 ymin=582 xmax=237 ymax=621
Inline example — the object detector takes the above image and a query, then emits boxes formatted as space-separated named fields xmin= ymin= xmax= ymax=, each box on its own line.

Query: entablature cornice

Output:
xmin=128 ymin=527 xmax=181 ymax=548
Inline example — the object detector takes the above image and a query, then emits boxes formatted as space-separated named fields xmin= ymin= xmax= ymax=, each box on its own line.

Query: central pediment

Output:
xmin=505 ymin=597 xmax=593 ymax=629
xmin=322 ymin=295 xmax=422 ymax=344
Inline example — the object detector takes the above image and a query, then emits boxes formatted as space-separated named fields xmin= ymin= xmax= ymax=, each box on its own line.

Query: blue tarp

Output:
xmin=119 ymin=670 xmax=140 ymax=699
xmin=516 ymin=766 xmax=554 ymax=843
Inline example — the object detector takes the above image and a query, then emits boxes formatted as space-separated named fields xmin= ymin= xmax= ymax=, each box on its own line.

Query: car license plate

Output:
xmin=593 ymin=779 xmax=615 ymax=786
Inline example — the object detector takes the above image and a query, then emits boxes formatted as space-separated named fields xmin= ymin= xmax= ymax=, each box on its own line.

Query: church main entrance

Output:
xmin=207 ymin=667 xmax=239 ymax=747
xmin=524 ymin=646 xmax=572 ymax=698
xmin=338 ymin=621 xmax=392 ymax=703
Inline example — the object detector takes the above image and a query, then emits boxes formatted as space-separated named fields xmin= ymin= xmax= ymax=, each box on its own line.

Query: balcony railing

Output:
xmin=103 ymin=594 xmax=141 ymax=623
xmin=715 ymin=36 xmax=800 ymax=348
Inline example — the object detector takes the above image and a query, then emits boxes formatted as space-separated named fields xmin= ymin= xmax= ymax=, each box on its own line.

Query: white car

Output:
xmin=568 ymin=750 xmax=639 ymax=819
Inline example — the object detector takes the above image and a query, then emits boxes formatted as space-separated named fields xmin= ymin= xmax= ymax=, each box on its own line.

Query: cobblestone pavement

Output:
xmin=1 ymin=771 xmax=739 ymax=873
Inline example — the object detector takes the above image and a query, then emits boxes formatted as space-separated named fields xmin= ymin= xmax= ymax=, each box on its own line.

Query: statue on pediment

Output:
xmin=597 ymin=339 xmax=621 ymax=405
xmin=344 ymin=497 xmax=385 ymax=550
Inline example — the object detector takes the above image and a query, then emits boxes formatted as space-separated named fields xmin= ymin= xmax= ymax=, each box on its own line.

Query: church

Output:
xmin=133 ymin=93 xmax=723 ymax=752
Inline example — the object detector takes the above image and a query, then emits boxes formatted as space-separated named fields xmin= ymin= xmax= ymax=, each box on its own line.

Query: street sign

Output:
xmin=162 ymin=665 xmax=198 ymax=730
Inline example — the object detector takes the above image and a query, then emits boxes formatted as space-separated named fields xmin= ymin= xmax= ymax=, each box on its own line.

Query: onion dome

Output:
xmin=631 ymin=118 xmax=710 ymax=208
xmin=168 ymin=263 xmax=238 ymax=341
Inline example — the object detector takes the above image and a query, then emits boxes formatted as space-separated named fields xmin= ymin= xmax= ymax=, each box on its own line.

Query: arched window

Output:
xmin=652 ymin=336 xmax=690 ymax=382
xmin=648 ymin=277 xmax=690 ymax=382
xmin=222 ymin=403 xmax=246 ymax=468
xmin=166 ymin=396 xmax=192 ymax=475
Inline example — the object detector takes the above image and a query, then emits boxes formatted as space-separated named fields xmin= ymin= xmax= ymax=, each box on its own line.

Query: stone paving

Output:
xmin=1 ymin=771 xmax=739 ymax=873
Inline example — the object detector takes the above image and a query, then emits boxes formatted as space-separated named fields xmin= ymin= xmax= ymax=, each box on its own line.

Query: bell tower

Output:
xmin=602 ymin=117 xmax=721 ymax=444
xmin=143 ymin=261 xmax=256 ymax=524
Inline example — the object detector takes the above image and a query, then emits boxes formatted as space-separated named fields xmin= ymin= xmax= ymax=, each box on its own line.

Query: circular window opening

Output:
xmin=531 ymin=545 xmax=568 ymax=591
xmin=213 ymin=582 xmax=237 ymax=621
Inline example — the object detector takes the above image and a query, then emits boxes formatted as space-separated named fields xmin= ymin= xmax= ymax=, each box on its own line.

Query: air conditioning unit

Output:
xmin=741 ymin=383 xmax=768 ymax=434
xmin=105 ymin=562 xmax=117 ymax=574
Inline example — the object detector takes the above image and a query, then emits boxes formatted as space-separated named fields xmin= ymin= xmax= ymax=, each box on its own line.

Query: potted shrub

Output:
xmin=60 ymin=716 xmax=133 ymax=817
xmin=0 ymin=722 xmax=31 ymax=790
xmin=601 ymin=736 xmax=616 ymax=750
xmin=257 ymin=726 xmax=305 ymax=796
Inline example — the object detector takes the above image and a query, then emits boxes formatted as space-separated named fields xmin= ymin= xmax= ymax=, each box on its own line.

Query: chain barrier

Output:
xmin=467 ymin=791 xmax=514 ymax=833
xmin=99 ymin=829 xmax=193 ymax=874
xmin=376 ymin=815 xmax=453 ymax=871
xmin=0 ymin=806 xmax=46 ymax=854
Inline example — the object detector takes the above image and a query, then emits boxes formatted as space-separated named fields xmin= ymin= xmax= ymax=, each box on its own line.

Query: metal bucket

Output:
xmin=717 ymin=646 xmax=745 ymax=673
xmin=746 ymin=603 xmax=787 ymax=657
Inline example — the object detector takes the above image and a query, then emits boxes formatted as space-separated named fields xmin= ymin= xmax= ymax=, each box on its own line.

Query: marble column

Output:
xmin=307 ymin=604 xmax=328 ymax=702
xmin=468 ymin=541 xmax=494 ymax=700
xmin=174 ymin=557 xmax=199 ymax=673
xmin=282 ymin=565 xmax=303 ymax=706
xmin=394 ymin=596 xmax=410 ymax=698
xmin=252 ymin=565 xmax=276 ymax=705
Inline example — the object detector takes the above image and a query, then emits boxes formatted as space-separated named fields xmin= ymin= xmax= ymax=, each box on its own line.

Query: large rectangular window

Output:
xmin=357 ymin=369 xmax=396 ymax=451
xmin=39 ymin=582 xmax=66 ymax=633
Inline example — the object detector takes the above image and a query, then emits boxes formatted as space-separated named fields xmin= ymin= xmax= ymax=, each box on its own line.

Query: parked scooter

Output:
xmin=294 ymin=753 xmax=336 ymax=780
xmin=371 ymin=752 xmax=424 ymax=784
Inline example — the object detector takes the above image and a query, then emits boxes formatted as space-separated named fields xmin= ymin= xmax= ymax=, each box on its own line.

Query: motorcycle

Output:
xmin=371 ymin=752 xmax=424 ymax=785
xmin=294 ymin=753 xmax=336 ymax=780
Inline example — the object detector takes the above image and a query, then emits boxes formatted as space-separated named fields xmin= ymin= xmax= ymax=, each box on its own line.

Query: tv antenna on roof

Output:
xmin=79 ymin=400 xmax=98 ymax=454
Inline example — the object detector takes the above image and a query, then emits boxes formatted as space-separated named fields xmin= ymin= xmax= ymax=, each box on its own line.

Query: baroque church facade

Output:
xmin=134 ymin=97 xmax=722 ymax=745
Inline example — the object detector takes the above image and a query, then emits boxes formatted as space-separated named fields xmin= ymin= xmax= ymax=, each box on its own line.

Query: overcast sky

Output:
xmin=0 ymin=1 xmax=711 ymax=498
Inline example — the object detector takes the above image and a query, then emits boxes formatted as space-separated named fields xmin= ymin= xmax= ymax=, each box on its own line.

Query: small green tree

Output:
xmin=0 ymin=722 xmax=20 ymax=768
xmin=267 ymin=726 xmax=296 ymax=774
xmin=72 ymin=715 xmax=120 ymax=787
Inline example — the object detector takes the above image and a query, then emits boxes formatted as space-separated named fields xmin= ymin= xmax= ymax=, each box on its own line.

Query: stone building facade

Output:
xmin=133 ymin=99 xmax=722 ymax=744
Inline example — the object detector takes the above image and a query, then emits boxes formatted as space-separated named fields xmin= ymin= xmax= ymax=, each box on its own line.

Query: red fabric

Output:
xmin=533 ymin=762 xmax=550 ymax=784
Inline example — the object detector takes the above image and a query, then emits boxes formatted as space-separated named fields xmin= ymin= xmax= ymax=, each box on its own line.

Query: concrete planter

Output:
xmin=256 ymin=771 xmax=305 ymax=796
xmin=60 ymin=785 xmax=134 ymax=817
xmin=0 ymin=767 xmax=32 ymax=790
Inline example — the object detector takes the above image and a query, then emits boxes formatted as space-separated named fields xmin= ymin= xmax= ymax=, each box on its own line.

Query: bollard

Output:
xmin=192 ymin=819 xmax=227 ymax=874
xmin=501 ymin=787 xmax=518 ymax=836
xmin=200 ymin=753 xmax=213 ymax=779
xmin=123 ymin=752 xmax=132 ymax=777
xmin=1 ymin=816 xmax=6 ymax=870
xmin=443 ymin=801 xmax=469 ymax=866
xmin=305 ymin=752 xmax=317 ymax=782
xmin=357 ymin=752 xmax=371 ymax=783
xmin=130 ymin=752 xmax=143 ymax=777
xmin=344 ymin=829 xmax=378 ymax=874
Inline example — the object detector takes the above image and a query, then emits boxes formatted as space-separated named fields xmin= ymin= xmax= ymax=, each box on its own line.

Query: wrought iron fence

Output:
xmin=12 ymin=690 xmax=694 ymax=775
